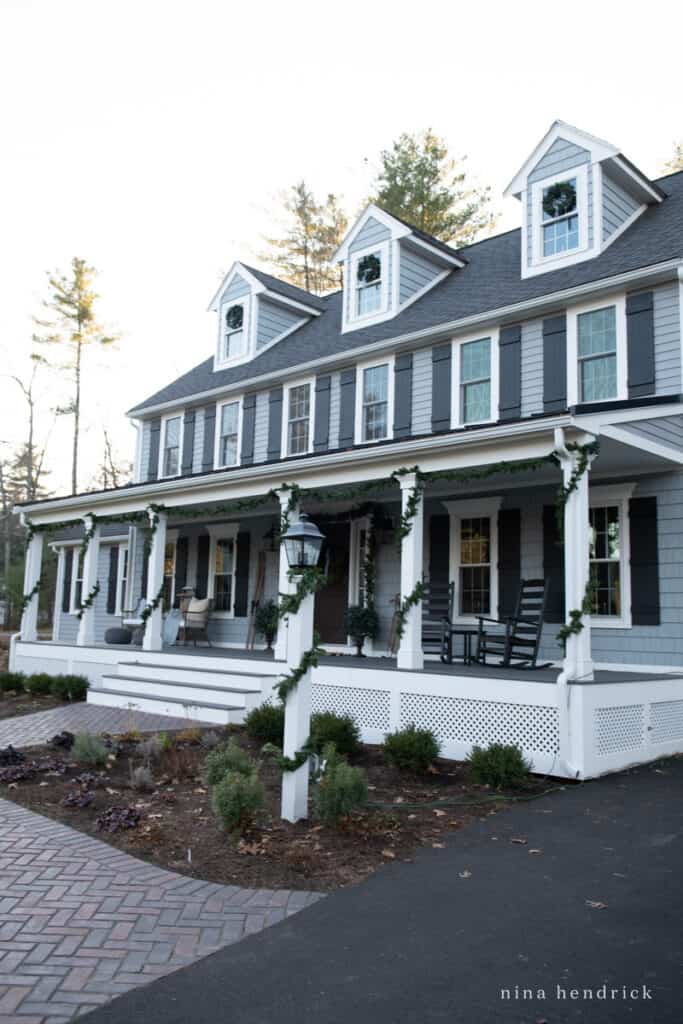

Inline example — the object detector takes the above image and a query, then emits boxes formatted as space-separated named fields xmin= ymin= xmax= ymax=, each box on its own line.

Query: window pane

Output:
xmin=364 ymin=401 xmax=387 ymax=441
xmin=580 ymin=354 xmax=617 ymax=402
xmin=214 ymin=538 xmax=234 ymax=612
xmin=289 ymin=384 xmax=310 ymax=421
xmin=461 ymin=339 xmax=490 ymax=383
xmin=225 ymin=329 xmax=244 ymax=359
xmin=357 ymin=282 xmax=381 ymax=315
xmin=543 ymin=215 xmax=579 ymax=257
xmin=578 ymin=307 xmax=616 ymax=357
xmin=460 ymin=518 xmax=490 ymax=565
xmin=363 ymin=365 xmax=388 ymax=404
xmin=219 ymin=403 xmax=239 ymax=466
xmin=463 ymin=380 xmax=491 ymax=423
xmin=221 ymin=402 xmax=238 ymax=436
xmin=164 ymin=447 xmax=179 ymax=476
xmin=591 ymin=562 xmax=621 ymax=616
xmin=589 ymin=505 xmax=621 ymax=616
xmin=288 ymin=418 xmax=309 ymax=454
xmin=460 ymin=566 xmax=490 ymax=615
xmin=165 ymin=417 xmax=180 ymax=446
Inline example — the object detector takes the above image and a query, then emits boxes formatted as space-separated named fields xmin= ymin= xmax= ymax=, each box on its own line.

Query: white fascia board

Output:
xmin=333 ymin=203 xmax=411 ymax=264
xmin=127 ymin=257 xmax=683 ymax=420
xmin=504 ymin=119 xmax=618 ymax=198
xmin=261 ymin=288 xmax=322 ymax=317
xmin=598 ymin=423 xmax=683 ymax=465
xmin=573 ymin=400 xmax=683 ymax=433
xmin=207 ymin=262 xmax=265 ymax=313
xmin=604 ymin=156 xmax=664 ymax=205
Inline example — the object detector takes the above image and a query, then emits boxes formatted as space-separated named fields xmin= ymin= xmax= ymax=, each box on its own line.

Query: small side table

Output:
xmin=441 ymin=627 xmax=479 ymax=665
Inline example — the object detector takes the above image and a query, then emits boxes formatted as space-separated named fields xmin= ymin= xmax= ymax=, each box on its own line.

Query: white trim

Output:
xmin=214 ymin=396 xmax=243 ymax=470
xmin=451 ymin=327 xmax=500 ymax=428
xmin=588 ymin=482 xmax=635 ymax=629
xmin=206 ymin=523 xmax=239 ymax=617
xmin=333 ymin=204 xmax=411 ymax=264
xmin=260 ymin=289 xmax=321 ymax=317
xmin=443 ymin=496 xmax=502 ymax=625
xmin=53 ymin=548 xmax=65 ymax=640
xmin=214 ymin=292 xmax=253 ymax=372
xmin=69 ymin=545 xmax=84 ymax=615
xmin=115 ymin=543 xmax=129 ymax=617
xmin=404 ymin=235 xmax=464 ymax=268
xmin=504 ymin=120 xmax=618 ymax=197
xmin=281 ymin=377 xmax=316 ymax=458
xmin=354 ymin=355 xmax=395 ymax=445
xmin=529 ymin=164 xmax=591 ymax=273
xmin=158 ymin=412 xmax=184 ymax=480
xmin=600 ymin=424 xmax=683 ymax=466
xmin=344 ymin=239 xmax=391 ymax=332
xmin=566 ymin=294 xmax=627 ymax=407
xmin=608 ymin=156 xmax=664 ymax=205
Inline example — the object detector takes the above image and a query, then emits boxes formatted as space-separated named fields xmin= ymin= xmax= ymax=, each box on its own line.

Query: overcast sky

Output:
xmin=1 ymin=0 xmax=681 ymax=496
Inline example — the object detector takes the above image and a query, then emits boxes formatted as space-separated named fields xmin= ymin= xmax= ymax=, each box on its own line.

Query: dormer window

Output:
xmin=356 ymin=253 xmax=382 ymax=316
xmin=542 ymin=179 xmax=579 ymax=257
xmin=224 ymin=304 xmax=245 ymax=360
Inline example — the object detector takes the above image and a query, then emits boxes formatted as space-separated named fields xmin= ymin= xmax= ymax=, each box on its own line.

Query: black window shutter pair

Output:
xmin=194 ymin=532 xmax=250 ymax=617
xmin=106 ymin=546 xmax=119 ymax=615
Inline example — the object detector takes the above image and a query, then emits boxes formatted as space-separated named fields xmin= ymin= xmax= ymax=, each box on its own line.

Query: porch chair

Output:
xmin=182 ymin=597 xmax=213 ymax=647
xmin=476 ymin=578 xmax=550 ymax=669
xmin=421 ymin=581 xmax=455 ymax=655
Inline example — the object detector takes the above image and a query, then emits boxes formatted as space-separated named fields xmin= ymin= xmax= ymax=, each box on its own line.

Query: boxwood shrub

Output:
xmin=383 ymin=723 xmax=440 ymax=774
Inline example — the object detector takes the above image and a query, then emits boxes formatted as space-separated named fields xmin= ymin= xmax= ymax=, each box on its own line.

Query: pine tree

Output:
xmin=263 ymin=182 xmax=347 ymax=294
xmin=371 ymin=129 xmax=496 ymax=245
xmin=33 ymin=258 xmax=117 ymax=494
xmin=663 ymin=141 xmax=683 ymax=173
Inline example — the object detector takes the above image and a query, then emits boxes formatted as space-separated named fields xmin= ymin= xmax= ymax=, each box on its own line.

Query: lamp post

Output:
xmin=280 ymin=513 xmax=324 ymax=822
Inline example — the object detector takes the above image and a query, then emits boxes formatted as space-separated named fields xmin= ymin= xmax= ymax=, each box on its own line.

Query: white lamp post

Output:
xmin=280 ymin=513 xmax=324 ymax=823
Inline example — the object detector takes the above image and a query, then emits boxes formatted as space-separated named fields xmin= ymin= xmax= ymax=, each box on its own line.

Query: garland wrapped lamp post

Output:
xmin=280 ymin=512 xmax=325 ymax=822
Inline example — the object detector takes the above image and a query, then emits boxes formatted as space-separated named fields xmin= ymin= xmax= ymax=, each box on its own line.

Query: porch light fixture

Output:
xmin=282 ymin=513 xmax=324 ymax=572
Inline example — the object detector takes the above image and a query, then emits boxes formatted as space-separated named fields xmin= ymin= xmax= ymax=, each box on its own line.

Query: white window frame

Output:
xmin=443 ymin=497 xmax=502 ymax=624
xmin=354 ymin=355 xmax=395 ymax=445
xmin=69 ymin=544 xmax=84 ymax=615
xmin=214 ymin=398 xmax=243 ymax=469
xmin=216 ymin=294 xmax=252 ymax=370
xmin=451 ymin=329 xmax=500 ymax=428
xmin=115 ymin=543 xmax=129 ymax=617
xmin=566 ymin=295 xmax=627 ymax=407
xmin=282 ymin=377 xmax=316 ymax=457
xmin=207 ymin=523 xmax=239 ymax=618
xmin=347 ymin=240 xmax=391 ymax=328
xmin=589 ymin=483 xmax=634 ymax=630
xmin=530 ymin=164 xmax=589 ymax=271
xmin=158 ymin=412 xmax=184 ymax=479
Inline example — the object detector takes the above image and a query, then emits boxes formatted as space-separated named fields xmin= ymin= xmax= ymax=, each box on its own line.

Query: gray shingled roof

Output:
xmin=130 ymin=172 xmax=683 ymax=416
xmin=241 ymin=264 xmax=328 ymax=311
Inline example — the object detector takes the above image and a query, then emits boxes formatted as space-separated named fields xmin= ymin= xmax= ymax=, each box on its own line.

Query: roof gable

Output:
xmin=505 ymin=120 xmax=618 ymax=197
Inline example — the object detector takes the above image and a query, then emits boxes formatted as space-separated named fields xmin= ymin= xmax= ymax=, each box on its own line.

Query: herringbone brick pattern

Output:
xmin=0 ymin=799 xmax=322 ymax=1023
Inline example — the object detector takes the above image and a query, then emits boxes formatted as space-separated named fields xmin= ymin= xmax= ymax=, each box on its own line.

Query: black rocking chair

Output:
xmin=476 ymin=578 xmax=550 ymax=669
xmin=421 ymin=581 xmax=455 ymax=656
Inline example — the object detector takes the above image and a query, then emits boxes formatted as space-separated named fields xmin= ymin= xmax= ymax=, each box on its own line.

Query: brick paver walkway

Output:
xmin=0 ymin=799 xmax=322 ymax=1023
xmin=0 ymin=705 xmax=213 ymax=751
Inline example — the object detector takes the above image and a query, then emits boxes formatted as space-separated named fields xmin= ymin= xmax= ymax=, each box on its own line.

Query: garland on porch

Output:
xmin=19 ymin=577 xmax=43 ymax=614
xmin=278 ymin=567 xmax=326 ymax=622
xmin=552 ymin=440 xmax=600 ymax=534
xmin=139 ymin=584 xmax=166 ymax=625
xmin=274 ymin=633 xmax=326 ymax=703
xmin=556 ymin=578 xmax=596 ymax=649
xmin=76 ymin=582 xmax=101 ymax=621
xmin=394 ymin=579 xmax=427 ymax=641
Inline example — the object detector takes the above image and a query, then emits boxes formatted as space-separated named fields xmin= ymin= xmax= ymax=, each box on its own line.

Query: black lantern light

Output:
xmin=282 ymin=513 xmax=324 ymax=572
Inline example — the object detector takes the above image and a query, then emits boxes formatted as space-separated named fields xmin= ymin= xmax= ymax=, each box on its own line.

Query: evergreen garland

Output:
xmin=278 ymin=567 xmax=326 ymax=621
xmin=76 ymin=582 xmax=101 ymax=620
xmin=20 ymin=577 xmax=43 ymax=614
xmin=140 ymin=584 xmax=166 ymax=625
xmin=394 ymin=580 xmax=427 ymax=641
xmin=556 ymin=578 xmax=596 ymax=649
xmin=553 ymin=440 xmax=600 ymax=534
xmin=274 ymin=634 xmax=325 ymax=703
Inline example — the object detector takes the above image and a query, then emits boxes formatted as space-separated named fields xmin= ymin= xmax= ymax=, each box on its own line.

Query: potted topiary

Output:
xmin=254 ymin=600 xmax=279 ymax=650
xmin=344 ymin=604 xmax=379 ymax=657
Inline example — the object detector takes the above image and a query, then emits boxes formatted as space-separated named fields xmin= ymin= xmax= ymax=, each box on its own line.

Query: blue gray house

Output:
xmin=13 ymin=121 xmax=683 ymax=779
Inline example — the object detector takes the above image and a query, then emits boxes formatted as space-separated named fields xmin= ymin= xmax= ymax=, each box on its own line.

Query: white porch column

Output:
xmin=397 ymin=473 xmax=424 ymax=671
xmin=274 ymin=492 xmax=300 ymax=662
xmin=281 ymin=587 xmax=314 ymax=822
xmin=142 ymin=508 xmax=167 ymax=652
xmin=554 ymin=430 xmax=594 ymax=681
xmin=77 ymin=515 xmax=102 ymax=646
xmin=20 ymin=528 xmax=44 ymax=641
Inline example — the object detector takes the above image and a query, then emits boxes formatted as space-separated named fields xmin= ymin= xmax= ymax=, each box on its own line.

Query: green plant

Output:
xmin=466 ymin=742 xmax=532 ymax=789
xmin=72 ymin=733 xmax=108 ymax=767
xmin=157 ymin=732 xmax=173 ymax=753
xmin=0 ymin=672 xmax=26 ymax=693
xmin=129 ymin=764 xmax=155 ymax=791
xmin=383 ymin=723 xmax=440 ymax=774
xmin=313 ymin=744 xmax=368 ymax=826
xmin=23 ymin=673 xmax=53 ymax=696
xmin=254 ymin=600 xmax=279 ymax=649
xmin=203 ymin=738 xmax=253 ymax=787
xmin=344 ymin=604 xmax=380 ymax=656
xmin=175 ymin=727 xmax=202 ymax=744
xmin=309 ymin=711 xmax=361 ymax=757
xmin=210 ymin=769 xmax=265 ymax=837
xmin=49 ymin=674 xmax=89 ymax=702
xmin=245 ymin=703 xmax=285 ymax=746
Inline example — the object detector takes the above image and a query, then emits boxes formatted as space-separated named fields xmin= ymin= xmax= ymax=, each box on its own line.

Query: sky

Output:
xmin=0 ymin=0 xmax=681 ymax=496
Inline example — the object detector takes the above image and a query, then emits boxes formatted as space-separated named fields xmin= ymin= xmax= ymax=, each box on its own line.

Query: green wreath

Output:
xmin=542 ymin=180 xmax=576 ymax=220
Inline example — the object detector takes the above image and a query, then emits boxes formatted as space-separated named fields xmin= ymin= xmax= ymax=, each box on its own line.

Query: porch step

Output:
xmin=88 ymin=687 xmax=240 ymax=726
xmin=118 ymin=660 xmax=275 ymax=689
xmin=99 ymin=671 xmax=272 ymax=718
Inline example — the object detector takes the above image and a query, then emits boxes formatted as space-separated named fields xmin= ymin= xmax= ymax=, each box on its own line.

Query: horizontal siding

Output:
xmin=528 ymin=137 xmax=591 ymax=184
xmin=221 ymin=274 xmax=251 ymax=302
xmin=400 ymin=247 xmax=442 ymax=304
xmin=349 ymin=217 xmax=391 ymax=253
xmin=654 ymin=282 xmax=681 ymax=396
xmin=256 ymin=298 xmax=301 ymax=351
xmin=602 ymin=173 xmax=640 ymax=241
xmin=520 ymin=319 xmax=543 ymax=417
xmin=411 ymin=348 xmax=432 ymax=434
xmin=253 ymin=392 xmax=269 ymax=463
xmin=622 ymin=416 xmax=683 ymax=447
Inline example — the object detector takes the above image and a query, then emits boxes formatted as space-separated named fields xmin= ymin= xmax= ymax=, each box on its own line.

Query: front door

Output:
xmin=314 ymin=522 xmax=350 ymax=644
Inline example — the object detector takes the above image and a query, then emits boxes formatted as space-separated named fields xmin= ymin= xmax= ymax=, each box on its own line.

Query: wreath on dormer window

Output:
xmin=357 ymin=253 xmax=381 ymax=285
xmin=542 ymin=180 xmax=577 ymax=221
xmin=225 ymin=304 xmax=244 ymax=330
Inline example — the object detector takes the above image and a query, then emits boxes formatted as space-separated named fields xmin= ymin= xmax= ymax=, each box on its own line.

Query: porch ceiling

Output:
xmin=593 ymin=433 xmax=683 ymax=476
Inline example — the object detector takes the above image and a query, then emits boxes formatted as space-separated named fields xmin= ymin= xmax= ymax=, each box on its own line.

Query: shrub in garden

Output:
xmin=245 ymin=702 xmax=285 ymax=746
xmin=254 ymin=600 xmax=279 ymax=649
xmin=383 ymin=723 xmax=440 ymax=774
xmin=176 ymin=726 xmax=202 ymax=744
xmin=313 ymin=744 xmax=368 ymax=826
xmin=467 ymin=743 xmax=532 ymax=789
xmin=210 ymin=769 xmax=265 ymax=837
xmin=203 ymin=738 xmax=253 ymax=787
xmin=23 ymin=673 xmax=53 ymax=696
xmin=309 ymin=711 xmax=361 ymax=757
xmin=129 ymin=764 xmax=155 ymax=791
xmin=49 ymin=674 xmax=88 ymax=701
xmin=0 ymin=672 xmax=26 ymax=693
xmin=344 ymin=604 xmax=380 ymax=656
xmin=72 ymin=733 xmax=108 ymax=767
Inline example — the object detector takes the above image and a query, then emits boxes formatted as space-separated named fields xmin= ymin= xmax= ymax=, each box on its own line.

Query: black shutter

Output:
xmin=428 ymin=514 xmax=450 ymax=589
xmin=314 ymin=375 xmax=331 ymax=452
xmin=393 ymin=353 xmax=413 ymax=439
xmin=431 ymin=344 xmax=452 ymax=432
xmin=202 ymin=405 xmax=216 ymax=473
xmin=498 ymin=509 xmax=521 ymax=618
xmin=499 ymin=325 xmax=522 ymax=421
xmin=175 ymin=537 xmax=189 ymax=604
xmin=106 ymin=545 xmax=119 ymax=615
xmin=629 ymin=496 xmax=660 ymax=625
xmin=241 ymin=394 xmax=256 ymax=465
xmin=338 ymin=368 xmax=356 ymax=448
xmin=626 ymin=292 xmax=655 ymax=399
xmin=147 ymin=418 xmax=161 ymax=481
xmin=234 ymin=533 xmax=250 ymax=617
xmin=62 ymin=548 xmax=73 ymax=613
xmin=543 ymin=315 xmax=567 ymax=413
xmin=140 ymin=547 xmax=149 ymax=601
xmin=267 ymin=388 xmax=283 ymax=461
xmin=181 ymin=409 xmax=195 ymax=475
xmin=542 ymin=505 xmax=565 ymax=622
xmin=195 ymin=534 xmax=210 ymax=599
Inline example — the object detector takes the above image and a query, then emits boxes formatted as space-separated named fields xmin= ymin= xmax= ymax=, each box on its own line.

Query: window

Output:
xmin=117 ymin=545 xmax=129 ymax=616
xmin=286 ymin=383 xmax=311 ymax=456
xmin=161 ymin=416 xmax=182 ymax=476
xmin=362 ymin=364 xmax=389 ymax=441
xmin=589 ymin=506 xmax=621 ymax=617
xmin=459 ymin=517 xmax=491 ymax=615
xmin=356 ymin=252 xmax=382 ymax=316
xmin=213 ymin=538 xmax=235 ymax=613
xmin=218 ymin=401 xmax=240 ymax=467
xmin=162 ymin=541 xmax=176 ymax=609
xmin=71 ymin=548 xmax=84 ymax=613
xmin=578 ymin=306 xmax=617 ymax=402
xmin=461 ymin=338 xmax=491 ymax=423
xmin=542 ymin=178 xmax=579 ymax=257
xmin=224 ymin=304 xmax=245 ymax=360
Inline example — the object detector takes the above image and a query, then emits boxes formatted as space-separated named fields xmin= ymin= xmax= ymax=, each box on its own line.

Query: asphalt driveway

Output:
xmin=84 ymin=757 xmax=683 ymax=1024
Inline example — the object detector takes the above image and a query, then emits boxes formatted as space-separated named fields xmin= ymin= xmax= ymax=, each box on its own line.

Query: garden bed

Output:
xmin=0 ymin=725 xmax=555 ymax=891
xmin=0 ymin=689 xmax=65 ymax=721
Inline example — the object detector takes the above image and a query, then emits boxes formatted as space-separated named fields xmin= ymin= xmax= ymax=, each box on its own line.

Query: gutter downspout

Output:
xmin=553 ymin=427 xmax=580 ymax=778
